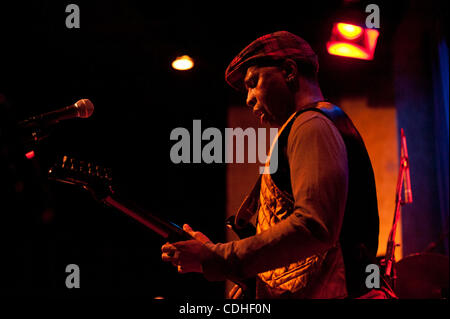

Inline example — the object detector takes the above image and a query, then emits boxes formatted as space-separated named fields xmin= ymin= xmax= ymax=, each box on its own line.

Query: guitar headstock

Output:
xmin=48 ymin=155 xmax=113 ymax=200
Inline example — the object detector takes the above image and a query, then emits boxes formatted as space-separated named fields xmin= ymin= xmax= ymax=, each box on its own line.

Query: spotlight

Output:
xmin=327 ymin=22 xmax=379 ymax=60
xmin=172 ymin=55 xmax=194 ymax=71
xmin=25 ymin=150 xmax=35 ymax=159
xmin=337 ymin=23 xmax=363 ymax=40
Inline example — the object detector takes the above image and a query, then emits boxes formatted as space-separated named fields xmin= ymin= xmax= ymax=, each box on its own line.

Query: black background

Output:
xmin=0 ymin=0 xmax=439 ymax=298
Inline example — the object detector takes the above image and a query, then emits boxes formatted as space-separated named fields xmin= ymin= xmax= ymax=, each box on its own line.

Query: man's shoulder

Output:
xmin=291 ymin=108 xmax=337 ymax=134
xmin=286 ymin=108 xmax=346 ymax=153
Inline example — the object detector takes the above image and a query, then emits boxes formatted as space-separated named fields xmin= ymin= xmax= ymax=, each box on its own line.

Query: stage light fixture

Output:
xmin=172 ymin=55 xmax=194 ymax=71
xmin=337 ymin=23 xmax=363 ymax=40
xmin=25 ymin=150 xmax=35 ymax=159
xmin=327 ymin=22 xmax=379 ymax=60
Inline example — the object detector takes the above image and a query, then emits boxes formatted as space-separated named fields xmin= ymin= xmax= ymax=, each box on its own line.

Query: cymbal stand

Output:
xmin=383 ymin=128 xmax=413 ymax=287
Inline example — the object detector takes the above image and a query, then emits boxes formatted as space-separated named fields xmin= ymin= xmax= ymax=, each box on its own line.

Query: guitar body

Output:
xmin=225 ymin=215 xmax=257 ymax=299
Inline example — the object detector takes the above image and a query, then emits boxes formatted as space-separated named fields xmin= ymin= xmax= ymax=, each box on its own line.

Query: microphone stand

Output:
xmin=20 ymin=126 xmax=53 ymax=149
xmin=382 ymin=128 xmax=413 ymax=288
xmin=17 ymin=115 xmax=57 ymax=149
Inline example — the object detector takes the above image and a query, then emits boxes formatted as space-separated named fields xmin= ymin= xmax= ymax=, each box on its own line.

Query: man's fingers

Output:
xmin=161 ymin=243 xmax=179 ymax=264
xmin=161 ymin=252 xmax=177 ymax=262
xmin=183 ymin=224 xmax=196 ymax=237
xmin=161 ymin=243 xmax=176 ymax=253
xmin=161 ymin=236 xmax=206 ymax=274
xmin=183 ymin=224 xmax=212 ymax=244
xmin=182 ymin=224 xmax=202 ymax=240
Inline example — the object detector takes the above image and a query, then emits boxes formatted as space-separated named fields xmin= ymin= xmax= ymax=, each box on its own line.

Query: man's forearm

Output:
xmin=202 ymin=210 xmax=333 ymax=282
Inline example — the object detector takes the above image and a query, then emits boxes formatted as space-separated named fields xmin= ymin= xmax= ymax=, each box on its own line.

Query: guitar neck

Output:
xmin=102 ymin=195 xmax=192 ymax=242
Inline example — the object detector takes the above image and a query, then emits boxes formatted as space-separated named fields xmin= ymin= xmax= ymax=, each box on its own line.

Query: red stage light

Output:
xmin=25 ymin=150 xmax=35 ymax=159
xmin=337 ymin=23 xmax=363 ymax=40
xmin=327 ymin=22 xmax=379 ymax=60
xmin=327 ymin=43 xmax=370 ymax=60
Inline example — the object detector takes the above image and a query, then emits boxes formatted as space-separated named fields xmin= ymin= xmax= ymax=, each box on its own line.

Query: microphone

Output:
xmin=18 ymin=99 xmax=94 ymax=129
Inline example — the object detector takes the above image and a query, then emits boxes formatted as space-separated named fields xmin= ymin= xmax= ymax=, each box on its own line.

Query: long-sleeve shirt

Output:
xmin=202 ymin=110 xmax=349 ymax=288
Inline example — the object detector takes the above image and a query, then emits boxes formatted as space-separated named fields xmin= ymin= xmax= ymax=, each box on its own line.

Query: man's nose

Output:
xmin=246 ymin=92 xmax=256 ymax=108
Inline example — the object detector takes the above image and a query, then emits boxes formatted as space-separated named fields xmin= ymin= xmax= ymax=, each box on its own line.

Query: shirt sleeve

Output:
xmin=202 ymin=113 xmax=348 ymax=282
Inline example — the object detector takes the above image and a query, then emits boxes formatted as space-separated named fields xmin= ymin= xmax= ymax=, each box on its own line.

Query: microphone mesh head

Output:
xmin=75 ymin=99 xmax=94 ymax=118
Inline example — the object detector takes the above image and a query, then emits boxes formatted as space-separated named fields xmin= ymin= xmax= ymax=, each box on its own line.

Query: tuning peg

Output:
xmin=61 ymin=155 xmax=69 ymax=168
xmin=95 ymin=165 xmax=101 ymax=177
xmin=104 ymin=168 xmax=112 ymax=180
xmin=69 ymin=158 xmax=77 ymax=170
xmin=99 ymin=167 xmax=107 ymax=179
xmin=79 ymin=160 xmax=86 ymax=173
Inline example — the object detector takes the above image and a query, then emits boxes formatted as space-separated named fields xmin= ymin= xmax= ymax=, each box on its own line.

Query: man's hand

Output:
xmin=161 ymin=224 xmax=213 ymax=274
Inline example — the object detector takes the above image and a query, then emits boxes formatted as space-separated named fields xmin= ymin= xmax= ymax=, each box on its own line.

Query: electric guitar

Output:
xmin=48 ymin=155 xmax=192 ymax=242
xmin=47 ymin=155 xmax=255 ymax=298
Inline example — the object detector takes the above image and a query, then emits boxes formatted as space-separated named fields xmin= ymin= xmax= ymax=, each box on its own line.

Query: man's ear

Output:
xmin=281 ymin=59 xmax=298 ymax=83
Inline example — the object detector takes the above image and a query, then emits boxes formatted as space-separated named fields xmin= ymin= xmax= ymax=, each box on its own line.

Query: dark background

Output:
xmin=0 ymin=0 xmax=447 ymax=297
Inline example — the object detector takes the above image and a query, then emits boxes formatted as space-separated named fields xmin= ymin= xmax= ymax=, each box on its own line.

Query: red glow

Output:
xmin=337 ymin=23 xmax=363 ymax=40
xmin=327 ymin=23 xmax=379 ymax=60
xmin=327 ymin=43 xmax=370 ymax=60
xmin=366 ymin=29 xmax=380 ymax=52
xmin=25 ymin=150 xmax=35 ymax=159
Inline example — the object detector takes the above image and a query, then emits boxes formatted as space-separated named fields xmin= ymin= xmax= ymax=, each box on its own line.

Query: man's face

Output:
xmin=244 ymin=65 xmax=295 ymax=126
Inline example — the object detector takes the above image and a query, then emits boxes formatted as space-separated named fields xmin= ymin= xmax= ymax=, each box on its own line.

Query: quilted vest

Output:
xmin=234 ymin=102 xmax=379 ymax=298
xmin=255 ymin=169 xmax=331 ymax=297
xmin=253 ymin=110 xmax=330 ymax=297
